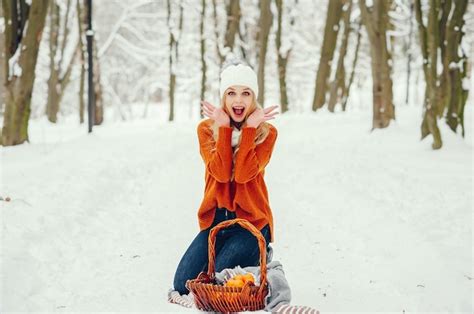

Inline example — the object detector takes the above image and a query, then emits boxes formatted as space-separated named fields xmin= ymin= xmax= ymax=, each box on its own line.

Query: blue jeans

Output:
xmin=173 ymin=208 xmax=271 ymax=295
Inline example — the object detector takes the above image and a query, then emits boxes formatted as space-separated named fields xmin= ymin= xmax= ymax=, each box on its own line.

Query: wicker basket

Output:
xmin=186 ymin=218 xmax=268 ymax=312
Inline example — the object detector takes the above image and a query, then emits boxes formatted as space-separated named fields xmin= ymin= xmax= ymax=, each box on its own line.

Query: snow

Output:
xmin=1 ymin=105 xmax=472 ymax=313
xmin=8 ymin=47 xmax=23 ymax=79
xmin=463 ymin=77 xmax=470 ymax=91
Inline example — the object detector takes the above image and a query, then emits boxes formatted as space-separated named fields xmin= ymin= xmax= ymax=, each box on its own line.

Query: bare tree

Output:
xmin=211 ymin=0 xmax=224 ymax=65
xmin=405 ymin=1 xmax=414 ymax=105
xmin=328 ymin=0 xmax=352 ymax=112
xmin=1 ymin=3 xmax=5 ymax=114
xmin=443 ymin=1 xmax=469 ymax=137
xmin=312 ymin=0 xmax=344 ymax=111
xmin=359 ymin=0 xmax=395 ymax=129
xmin=167 ymin=0 xmax=183 ymax=121
xmin=96 ymin=1 xmax=167 ymax=120
xmin=342 ymin=17 xmax=362 ymax=111
xmin=212 ymin=0 xmax=241 ymax=65
xmin=77 ymin=0 xmax=86 ymax=123
xmin=414 ymin=0 xmax=442 ymax=148
xmin=46 ymin=0 xmax=79 ymax=123
xmin=92 ymin=34 xmax=104 ymax=125
xmin=415 ymin=0 xmax=469 ymax=149
xmin=200 ymin=0 xmax=206 ymax=118
xmin=225 ymin=0 xmax=240 ymax=53
xmin=275 ymin=0 xmax=295 ymax=113
xmin=1 ymin=0 xmax=49 ymax=146
xmin=256 ymin=0 xmax=272 ymax=105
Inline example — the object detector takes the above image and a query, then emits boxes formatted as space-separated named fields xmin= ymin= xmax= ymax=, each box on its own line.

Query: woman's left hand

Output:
xmin=246 ymin=105 xmax=279 ymax=128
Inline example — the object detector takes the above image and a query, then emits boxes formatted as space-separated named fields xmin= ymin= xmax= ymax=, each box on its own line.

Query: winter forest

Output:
xmin=1 ymin=0 xmax=474 ymax=313
xmin=1 ymin=0 xmax=473 ymax=147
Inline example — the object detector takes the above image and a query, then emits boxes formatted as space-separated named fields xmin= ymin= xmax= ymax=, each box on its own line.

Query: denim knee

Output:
xmin=172 ymin=229 xmax=210 ymax=295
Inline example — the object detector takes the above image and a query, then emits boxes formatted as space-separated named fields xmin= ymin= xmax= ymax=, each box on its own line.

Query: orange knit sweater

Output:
xmin=196 ymin=119 xmax=278 ymax=242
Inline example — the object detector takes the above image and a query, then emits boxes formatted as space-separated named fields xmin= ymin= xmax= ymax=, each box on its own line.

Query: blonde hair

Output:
xmin=209 ymin=94 xmax=271 ymax=180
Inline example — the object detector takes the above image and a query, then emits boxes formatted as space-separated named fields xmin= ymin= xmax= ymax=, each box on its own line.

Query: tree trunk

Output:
xmin=46 ymin=0 xmax=60 ymax=122
xmin=77 ymin=0 xmax=86 ymax=123
xmin=328 ymin=0 xmax=352 ymax=112
xmin=212 ymin=0 xmax=224 ymax=65
xmin=2 ymin=0 xmax=49 ymax=146
xmin=257 ymin=0 xmax=272 ymax=105
xmin=224 ymin=0 xmax=240 ymax=53
xmin=405 ymin=1 xmax=413 ymax=105
xmin=423 ymin=0 xmax=442 ymax=147
xmin=415 ymin=0 xmax=442 ymax=149
xmin=167 ymin=0 xmax=174 ymax=121
xmin=0 ymin=3 xmax=5 ymax=114
xmin=46 ymin=0 xmax=76 ymax=123
xmin=342 ymin=18 xmax=362 ymax=111
xmin=444 ymin=0 xmax=468 ymax=136
xmin=46 ymin=72 xmax=61 ymax=122
xmin=436 ymin=0 xmax=452 ymax=118
xmin=312 ymin=0 xmax=343 ymax=111
xmin=200 ymin=0 xmax=206 ymax=118
xmin=167 ymin=0 xmax=182 ymax=122
xmin=92 ymin=37 xmax=103 ymax=125
xmin=275 ymin=0 xmax=291 ymax=113
xmin=360 ymin=0 xmax=395 ymax=129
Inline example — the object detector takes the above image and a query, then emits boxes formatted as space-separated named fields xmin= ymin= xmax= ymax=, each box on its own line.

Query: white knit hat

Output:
xmin=219 ymin=64 xmax=259 ymax=99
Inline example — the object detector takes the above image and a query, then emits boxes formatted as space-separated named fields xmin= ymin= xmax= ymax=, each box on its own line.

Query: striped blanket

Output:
xmin=167 ymin=290 xmax=319 ymax=313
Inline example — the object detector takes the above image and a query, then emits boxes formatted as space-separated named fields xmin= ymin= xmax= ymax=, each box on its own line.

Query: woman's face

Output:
xmin=223 ymin=85 xmax=254 ymax=123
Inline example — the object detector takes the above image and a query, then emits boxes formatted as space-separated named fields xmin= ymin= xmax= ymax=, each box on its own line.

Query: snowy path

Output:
xmin=1 ymin=106 xmax=472 ymax=313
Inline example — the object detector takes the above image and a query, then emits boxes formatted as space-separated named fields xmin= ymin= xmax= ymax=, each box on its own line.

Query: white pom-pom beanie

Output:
xmin=219 ymin=64 xmax=259 ymax=99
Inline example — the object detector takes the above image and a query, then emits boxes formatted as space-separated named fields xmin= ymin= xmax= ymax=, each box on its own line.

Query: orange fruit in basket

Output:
xmin=225 ymin=278 xmax=245 ymax=288
xmin=225 ymin=273 xmax=255 ymax=288
xmin=243 ymin=273 xmax=255 ymax=284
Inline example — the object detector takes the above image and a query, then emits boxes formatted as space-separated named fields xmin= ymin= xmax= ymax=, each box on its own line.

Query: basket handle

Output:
xmin=207 ymin=218 xmax=267 ymax=293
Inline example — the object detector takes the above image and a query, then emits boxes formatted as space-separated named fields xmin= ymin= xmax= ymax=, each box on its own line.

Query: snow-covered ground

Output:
xmin=1 ymin=104 xmax=472 ymax=313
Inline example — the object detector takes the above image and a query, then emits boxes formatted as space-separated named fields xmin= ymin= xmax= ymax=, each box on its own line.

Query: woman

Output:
xmin=173 ymin=62 xmax=279 ymax=295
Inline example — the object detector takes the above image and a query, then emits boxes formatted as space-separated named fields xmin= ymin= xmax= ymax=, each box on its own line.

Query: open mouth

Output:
xmin=232 ymin=107 xmax=245 ymax=117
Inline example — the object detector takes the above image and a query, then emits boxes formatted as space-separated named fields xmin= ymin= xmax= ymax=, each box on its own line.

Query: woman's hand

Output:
xmin=246 ymin=105 xmax=279 ymax=128
xmin=201 ymin=101 xmax=230 ymax=127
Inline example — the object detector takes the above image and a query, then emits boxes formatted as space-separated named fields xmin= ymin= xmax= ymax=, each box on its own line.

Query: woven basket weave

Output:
xmin=186 ymin=218 xmax=268 ymax=312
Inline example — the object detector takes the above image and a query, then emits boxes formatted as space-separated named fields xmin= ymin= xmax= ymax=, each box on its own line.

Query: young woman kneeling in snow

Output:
xmin=173 ymin=62 xmax=279 ymax=295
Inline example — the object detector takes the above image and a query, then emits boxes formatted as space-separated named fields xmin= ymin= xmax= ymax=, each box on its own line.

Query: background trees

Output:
xmin=415 ymin=0 xmax=469 ymax=149
xmin=0 ymin=0 xmax=472 ymax=149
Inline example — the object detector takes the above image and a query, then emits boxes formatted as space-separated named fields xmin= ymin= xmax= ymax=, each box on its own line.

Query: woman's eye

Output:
xmin=242 ymin=91 xmax=250 ymax=96
xmin=227 ymin=91 xmax=235 ymax=96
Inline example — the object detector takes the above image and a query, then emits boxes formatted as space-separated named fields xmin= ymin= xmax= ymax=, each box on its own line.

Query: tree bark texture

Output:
xmin=224 ymin=0 xmax=240 ymax=53
xmin=2 ymin=0 xmax=49 ymax=146
xmin=328 ymin=0 xmax=352 ymax=112
xmin=46 ymin=0 xmax=77 ymax=123
xmin=312 ymin=0 xmax=343 ymax=111
xmin=415 ymin=0 xmax=443 ymax=149
xmin=257 ymin=0 xmax=272 ymax=105
xmin=200 ymin=0 xmax=207 ymax=118
xmin=77 ymin=0 xmax=86 ymax=123
xmin=275 ymin=0 xmax=291 ymax=113
xmin=360 ymin=0 xmax=395 ymax=129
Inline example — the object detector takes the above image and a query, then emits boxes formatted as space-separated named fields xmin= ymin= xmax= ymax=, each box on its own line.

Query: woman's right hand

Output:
xmin=201 ymin=101 xmax=230 ymax=127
